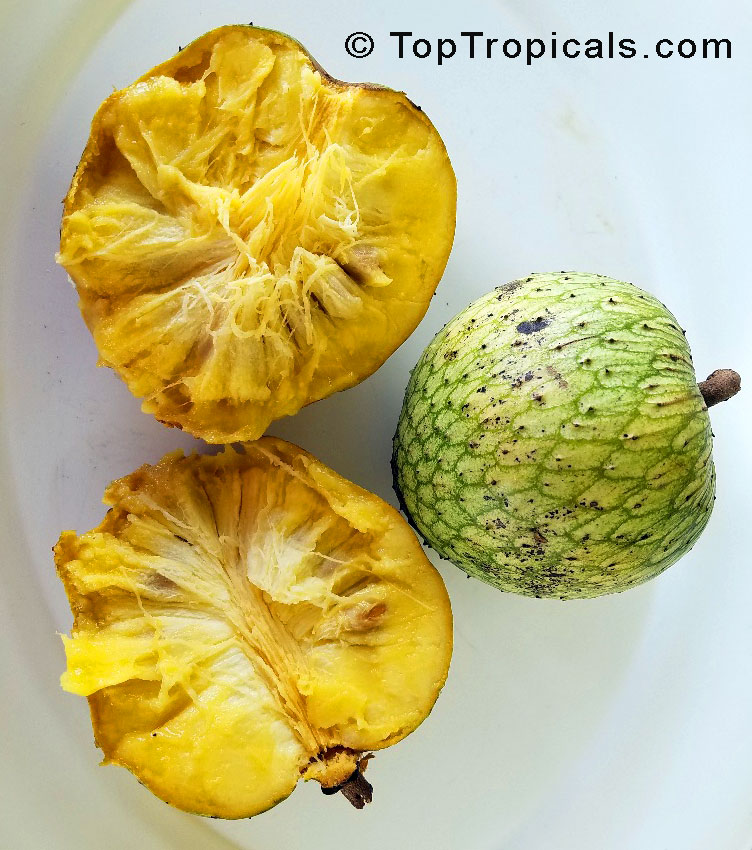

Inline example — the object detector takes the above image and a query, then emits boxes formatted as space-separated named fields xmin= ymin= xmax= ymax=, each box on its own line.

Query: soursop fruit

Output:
xmin=392 ymin=272 xmax=740 ymax=599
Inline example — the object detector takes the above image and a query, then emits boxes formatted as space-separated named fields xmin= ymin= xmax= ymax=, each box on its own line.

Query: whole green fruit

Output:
xmin=392 ymin=272 xmax=740 ymax=599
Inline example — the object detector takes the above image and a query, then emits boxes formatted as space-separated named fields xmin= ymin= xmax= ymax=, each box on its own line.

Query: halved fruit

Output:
xmin=54 ymin=437 xmax=452 ymax=818
xmin=57 ymin=25 xmax=456 ymax=442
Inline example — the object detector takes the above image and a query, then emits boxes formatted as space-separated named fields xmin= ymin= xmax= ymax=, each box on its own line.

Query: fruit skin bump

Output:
xmin=57 ymin=25 xmax=456 ymax=443
xmin=393 ymin=272 xmax=740 ymax=599
xmin=54 ymin=438 xmax=452 ymax=818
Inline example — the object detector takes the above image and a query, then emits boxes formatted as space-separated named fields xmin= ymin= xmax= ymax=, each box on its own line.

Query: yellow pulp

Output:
xmin=58 ymin=26 xmax=456 ymax=441
xmin=55 ymin=438 xmax=452 ymax=818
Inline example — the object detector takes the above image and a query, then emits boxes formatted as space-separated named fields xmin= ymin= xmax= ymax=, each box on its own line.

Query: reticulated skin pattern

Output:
xmin=393 ymin=272 xmax=716 ymax=599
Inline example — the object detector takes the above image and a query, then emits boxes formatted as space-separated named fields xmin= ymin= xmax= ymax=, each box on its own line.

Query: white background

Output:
xmin=1 ymin=1 xmax=751 ymax=848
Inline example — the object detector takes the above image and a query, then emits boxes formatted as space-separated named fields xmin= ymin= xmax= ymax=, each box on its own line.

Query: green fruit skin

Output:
xmin=393 ymin=272 xmax=715 ymax=599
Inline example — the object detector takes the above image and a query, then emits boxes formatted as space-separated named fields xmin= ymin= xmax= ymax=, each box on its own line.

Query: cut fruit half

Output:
xmin=54 ymin=438 xmax=453 ymax=818
xmin=57 ymin=25 xmax=456 ymax=442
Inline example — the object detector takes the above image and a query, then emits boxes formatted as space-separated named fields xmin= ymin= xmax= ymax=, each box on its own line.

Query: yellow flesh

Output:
xmin=55 ymin=438 xmax=452 ymax=818
xmin=57 ymin=27 xmax=456 ymax=442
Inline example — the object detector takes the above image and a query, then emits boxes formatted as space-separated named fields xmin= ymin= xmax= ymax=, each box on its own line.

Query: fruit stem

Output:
xmin=698 ymin=369 xmax=741 ymax=408
xmin=338 ymin=767 xmax=374 ymax=809
xmin=320 ymin=755 xmax=374 ymax=809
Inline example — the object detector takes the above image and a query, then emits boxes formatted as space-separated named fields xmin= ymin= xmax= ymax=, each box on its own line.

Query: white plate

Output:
xmin=2 ymin=1 xmax=751 ymax=848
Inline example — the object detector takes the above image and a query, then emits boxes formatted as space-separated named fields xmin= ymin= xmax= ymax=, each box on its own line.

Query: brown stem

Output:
xmin=698 ymin=369 xmax=741 ymax=408
xmin=320 ymin=755 xmax=373 ymax=809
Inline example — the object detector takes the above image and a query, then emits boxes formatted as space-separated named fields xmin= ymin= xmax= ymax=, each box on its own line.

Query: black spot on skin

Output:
xmin=517 ymin=317 xmax=550 ymax=335
xmin=496 ymin=279 xmax=523 ymax=298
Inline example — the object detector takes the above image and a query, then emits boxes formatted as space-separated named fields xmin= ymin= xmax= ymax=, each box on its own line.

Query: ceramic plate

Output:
xmin=2 ymin=1 xmax=750 ymax=847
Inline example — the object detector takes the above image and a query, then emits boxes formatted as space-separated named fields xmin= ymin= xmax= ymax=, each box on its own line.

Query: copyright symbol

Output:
xmin=345 ymin=32 xmax=374 ymax=58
